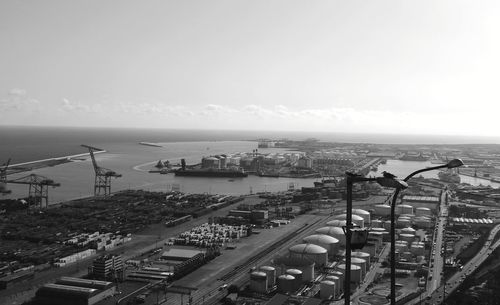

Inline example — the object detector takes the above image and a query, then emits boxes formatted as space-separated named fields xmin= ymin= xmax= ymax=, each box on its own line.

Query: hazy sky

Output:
xmin=1 ymin=1 xmax=499 ymax=136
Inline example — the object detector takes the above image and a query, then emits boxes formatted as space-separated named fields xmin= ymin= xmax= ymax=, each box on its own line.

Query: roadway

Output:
xmin=423 ymin=223 xmax=500 ymax=305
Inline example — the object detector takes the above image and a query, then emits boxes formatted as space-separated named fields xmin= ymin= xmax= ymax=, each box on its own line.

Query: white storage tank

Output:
xmin=374 ymin=204 xmax=391 ymax=216
xmin=400 ymin=233 xmax=414 ymax=243
xmin=289 ymin=244 xmax=328 ymax=266
xmin=325 ymin=275 xmax=340 ymax=297
xmin=352 ymin=251 xmax=371 ymax=268
xmin=277 ymin=274 xmax=295 ymax=294
xmin=416 ymin=207 xmax=431 ymax=217
xmin=333 ymin=214 xmax=364 ymax=227
xmin=315 ymin=226 xmax=346 ymax=246
xmin=398 ymin=204 xmax=414 ymax=215
xmin=401 ymin=251 xmax=412 ymax=260
xmin=278 ymin=257 xmax=315 ymax=282
xmin=414 ymin=217 xmax=432 ymax=229
xmin=329 ymin=270 xmax=344 ymax=291
xmin=303 ymin=234 xmax=339 ymax=257
xmin=410 ymin=244 xmax=424 ymax=256
xmin=337 ymin=264 xmax=362 ymax=285
xmin=401 ymin=227 xmax=416 ymax=236
xmin=395 ymin=241 xmax=408 ymax=252
xmin=286 ymin=268 xmax=303 ymax=290
xmin=326 ymin=219 xmax=347 ymax=227
xmin=397 ymin=217 xmax=411 ymax=228
xmin=371 ymin=219 xmax=383 ymax=228
xmin=250 ymin=271 xmax=268 ymax=293
xmin=352 ymin=209 xmax=371 ymax=226
xmin=260 ymin=266 xmax=276 ymax=288
xmin=383 ymin=220 xmax=392 ymax=230
xmin=320 ymin=280 xmax=336 ymax=300
xmin=344 ymin=257 xmax=367 ymax=277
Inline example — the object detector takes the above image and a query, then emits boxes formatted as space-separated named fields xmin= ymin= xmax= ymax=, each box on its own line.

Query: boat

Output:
xmin=438 ymin=170 xmax=461 ymax=183
xmin=175 ymin=168 xmax=248 ymax=177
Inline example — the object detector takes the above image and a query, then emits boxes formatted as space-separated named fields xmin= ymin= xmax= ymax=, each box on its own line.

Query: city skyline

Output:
xmin=1 ymin=1 xmax=499 ymax=137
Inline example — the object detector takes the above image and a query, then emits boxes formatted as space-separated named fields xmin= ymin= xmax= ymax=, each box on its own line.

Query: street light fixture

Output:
xmin=344 ymin=172 xmax=407 ymax=305
xmin=388 ymin=159 xmax=464 ymax=305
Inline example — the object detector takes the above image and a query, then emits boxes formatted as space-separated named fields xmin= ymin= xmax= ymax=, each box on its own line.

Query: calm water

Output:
xmin=369 ymin=160 xmax=500 ymax=188
xmin=1 ymin=127 xmax=499 ymax=204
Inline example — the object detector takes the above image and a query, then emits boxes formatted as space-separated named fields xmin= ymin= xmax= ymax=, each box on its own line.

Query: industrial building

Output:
xmin=35 ymin=277 xmax=115 ymax=305
xmin=91 ymin=254 xmax=123 ymax=280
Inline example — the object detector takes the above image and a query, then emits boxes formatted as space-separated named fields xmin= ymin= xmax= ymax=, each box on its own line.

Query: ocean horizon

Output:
xmin=2 ymin=125 xmax=499 ymax=164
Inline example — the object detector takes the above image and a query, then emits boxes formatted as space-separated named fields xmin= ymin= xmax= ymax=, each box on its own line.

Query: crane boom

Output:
xmin=6 ymin=174 xmax=60 ymax=208
xmin=81 ymin=144 xmax=121 ymax=196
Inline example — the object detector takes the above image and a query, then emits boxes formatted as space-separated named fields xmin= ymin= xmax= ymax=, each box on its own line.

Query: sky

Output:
xmin=1 ymin=0 xmax=499 ymax=137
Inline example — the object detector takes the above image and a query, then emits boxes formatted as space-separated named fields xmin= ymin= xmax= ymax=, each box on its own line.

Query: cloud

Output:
xmin=0 ymin=88 xmax=40 ymax=112
xmin=199 ymin=104 xmax=237 ymax=116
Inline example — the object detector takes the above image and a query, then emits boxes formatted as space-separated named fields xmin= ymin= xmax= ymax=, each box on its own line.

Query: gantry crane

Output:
xmin=0 ymin=158 xmax=12 ymax=194
xmin=81 ymin=145 xmax=122 ymax=196
xmin=6 ymin=174 xmax=60 ymax=208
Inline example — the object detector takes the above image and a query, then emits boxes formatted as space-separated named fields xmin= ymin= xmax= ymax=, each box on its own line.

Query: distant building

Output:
xmin=402 ymin=195 xmax=440 ymax=210
xmin=297 ymin=156 xmax=313 ymax=168
xmin=91 ymin=254 xmax=123 ymax=280
xmin=35 ymin=277 xmax=115 ymax=305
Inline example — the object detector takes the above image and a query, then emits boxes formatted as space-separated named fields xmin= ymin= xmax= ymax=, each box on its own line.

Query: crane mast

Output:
xmin=7 ymin=174 xmax=60 ymax=208
xmin=81 ymin=145 xmax=122 ymax=196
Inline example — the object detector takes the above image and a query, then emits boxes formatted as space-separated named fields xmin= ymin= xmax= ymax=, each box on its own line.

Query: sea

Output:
xmin=1 ymin=126 xmax=499 ymax=204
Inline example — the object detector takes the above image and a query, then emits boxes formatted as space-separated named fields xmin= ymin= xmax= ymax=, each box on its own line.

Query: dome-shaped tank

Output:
xmin=400 ymin=233 xmax=414 ymax=243
xmin=328 ymin=270 xmax=344 ymax=291
xmin=326 ymin=219 xmax=347 ymax=227
xmin=343 ymin=257 xmax=367 ymax=277
xmin=383 ymin=220 xmax=392 ymax=230
xmin=250 ymin=271 xmax=268 ymax=293
xmin=320 ymin=280 xmax=336 ymax=299
xmin=324 ymin=275 xmax=340 ymax=296
xmin=352 ymin=209 xmax=371 ymax=225
xmin=303 ymin=234 xmax=339 ymax=256
xmin=333 ymin=214 xmax=364 ymax=227
xmin=397 ymin=218 xmax=411 ymax=228
xmin=401 ymin=227 xmax=416 ymax=235
xmin=286 ymin=268 xmax=303 ymax=290
xmin=289 ymin=244 xmax=328 ymax=266
xmin=410 ymin=244 xmax=424 ymax=256
xmin=277 ymin=257 xmax=315 ymax=282
xmin=352 ymin=251 xmax=371 ymax=268
xmin=416 ymin=207 xmax=431 ymax=217
xmin=337 ymin=264 xmax=362 ymax=286
xmin=277 ymin=274 xmax=295 ymax=294
xmin=414 ymin=217 xmax=432 ymax=228
xmin=260 ymin=266 xmax=276 ymax=288
xmin=374 ymin=204 xmax=391 ymax=216
xmin=401 ymin=251 xmax=412 ymax=260
xmin=396 ymin=204 xmax=414 ymax=215
xmin=315 ymin=226 xmax=346 ymax=246
xmin=371 ymin=219 xmax=383 ymax=228
xmin=395 ymin=241 xmax=408 ymax=252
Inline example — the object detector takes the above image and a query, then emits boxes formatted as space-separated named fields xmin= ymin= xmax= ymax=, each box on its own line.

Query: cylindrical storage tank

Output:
xmin=414 ymin=217 xmax=432 ymax=229
xmin=371 ymin=219 xmax=383 ymax=228
xmin=278 ymin=257 xmax=315 ymax=282
xmin=277 ymin=274 xmax=295 ymax=294
xmin=401 ymin=227 xmax=416 ymax=236
xmin=395 ymin=241 xmax=408 ymax=252
xmin=315 ymin=226 xmax=346 ymax=246
xmin=370 ymin=227 xmax=386 ymax=233
xmin=303 ymin=234 xmax=339 ymax=257
xmin=286 ymin=268 xmax=303 ymax=290
xmin=320 ymin=281 xmax=336 ymax=300
xmin=399 ymin=204 xmax=414 ymax=215
xmin=289 ymin=244 xmax=328 ymax=266
xmin=374 ymin=204 xmax=391 ymax=216
xmin=329 ymin=270 xmax=344 ymax=292
xmin=350 ymin=257 xmax=367 ymax=278
xmin=416 ymin=207 xmax=431 ymax=217
xmin=380 ymin=231 xmax=390 ymax=242
xmin=368 ymin=231 xmax=383 ymax=245
xmin=325 ymin=275 xmax=340 ymax=297
xmin=364 ymin=243 xmax=377 ymax=256
xmin=397 ymin=217 xmax=411 ymax=228
xmin=383 ymin=220 xmax=392 ymax=230
xmin=401 ymin=251 xmax=412 ymax=260
xmin=400 ymin=233 xmax=414 ymax=243
xmin=250 ymin=271 xmax=268 ymax=293
xmin=337 ymin=264 xmax=362 ymax=286
xmin=260 ymin=266 xmax=276 ymax=288
xmin=326 ymin=219 xmax=347 ymax=227
xmin=334 ymin=214 xmax=364 ymax=228
xmin=352 ymin=251 xmax=371 ymax=268
xmin=352 ymin=209 xmax=371 ymax=226
xmin=410 ymin=244 xmax=424 ymax=256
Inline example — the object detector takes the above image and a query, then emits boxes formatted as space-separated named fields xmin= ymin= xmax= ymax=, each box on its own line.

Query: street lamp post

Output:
xmin=344 ymin=172 xmax=408 ymax=305
xmin=388 ymin=159 xmax=464 ymax=305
